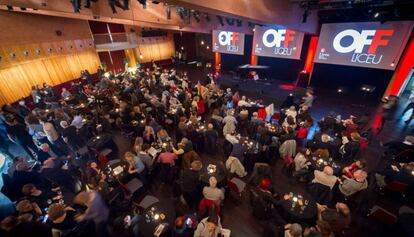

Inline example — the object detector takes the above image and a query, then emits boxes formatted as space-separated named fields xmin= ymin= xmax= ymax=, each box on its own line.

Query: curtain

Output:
xmin=0 ymin=50 xmax=99 ymax=105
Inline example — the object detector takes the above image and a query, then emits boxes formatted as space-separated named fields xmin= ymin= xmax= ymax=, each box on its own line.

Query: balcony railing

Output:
xmin=93 ymin=33 xmax=128 ymax=45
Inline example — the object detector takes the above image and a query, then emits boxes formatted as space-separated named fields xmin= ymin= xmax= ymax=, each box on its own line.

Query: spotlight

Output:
xmin=204 ymin=13 xmax=211 ymax=22
xmin=252 ymin=28 xmax=255 ymax=32
xmin=225 ymin=18 xmax=235 ymax=26
xmin=374 ymin=12 xmax=379 ymax=18
xmin=217 ymin=15 xmax=224 ymax=26
xmin=201 ymin=41 xmax=204 ymax=45
xmin=181 ymin=46 xmax=184 ymax=50
xmin=193 ymin=11 xmax=200 ymax=23
xmin=236 ymin=19 xmax=242 ymax=27
xmin=390 ymin=62 xmax=395 ymax=67
xmin=337 ymin=88 xmax=343 ymax=93
xmin=206 ymin=46 xmax=210 ymax=50
xmin=138 ymin=0 xmax=147 ymax=9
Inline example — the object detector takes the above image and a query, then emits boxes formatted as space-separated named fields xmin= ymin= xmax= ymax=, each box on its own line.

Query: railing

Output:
xmin=93 ymin=33 xmax=128 ymax=45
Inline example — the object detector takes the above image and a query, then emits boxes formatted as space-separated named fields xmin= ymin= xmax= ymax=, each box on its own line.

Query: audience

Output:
xmin=0 ymin=63 xmax=409 ymax=237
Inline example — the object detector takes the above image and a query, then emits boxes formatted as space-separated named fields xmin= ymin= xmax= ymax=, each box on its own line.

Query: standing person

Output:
xmin=300 ymin=90 xmax=314 ymax=108
xmin=6 ymin=116 xmax=39 ymax=160
xmin=74 ymin=191 xmax=109 ymax=237
xmin=60 ymin=121 xmax=84 ymax=152
xmin=40 ymin=117 xmax=68 ymax=155
xmin=179 ymin=161 xmax=202 ymax=210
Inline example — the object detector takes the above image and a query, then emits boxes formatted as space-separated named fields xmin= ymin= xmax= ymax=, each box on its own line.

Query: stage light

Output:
xmin=206 ymin=46 xmax=210 ymax=50
xmin=181 ymin=46 xmax=184 ymax=50
xmin=201 ymin=41 xmax=204 ymax=45
xmin=390 ymin=62 xmax=395 ymax=67
xmin=337 ymin=89 xmax=342 ymax=93
xmin=138 ymin=0 xmax=147 ymax=9
xmin=217 ymin=15 xmax=225 ymax=26
xmin=374 ymin=12 xmax=379 ymax=18
xmin=204 ymin=13 xmax=211 ymax=22
xmin=252 ymin=28 xmax=255 ymax=32
xmin=193 ymin=10 xmax=200 ymax=23
xmin=236 ymin=19 xmax=242 ymax=27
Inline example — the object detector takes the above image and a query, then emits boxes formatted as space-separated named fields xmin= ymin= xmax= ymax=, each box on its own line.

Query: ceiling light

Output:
xmin=374 ymin=12 xmax=379 ymax=18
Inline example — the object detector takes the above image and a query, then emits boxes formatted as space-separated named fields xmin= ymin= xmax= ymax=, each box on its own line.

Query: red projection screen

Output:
xmin=212 ymin=30 xmax=245 ymax=55
xmin=314 ymin=21 xmax=414 ymax=70
xmin=252 ymin=26 xmax=305 ymax=60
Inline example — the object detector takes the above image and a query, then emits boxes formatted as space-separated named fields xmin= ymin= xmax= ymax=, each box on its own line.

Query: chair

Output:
xmin=368 ymin=205 xmax=397 ymax=225
xmin=138 ymin=195 xmax=159 ymax=209
xmin=248 ymin=163 xmax=272 ymax=185
xmin=125 ymin=178 xmax=143 ymax=194
xmin=385 ymin=181 xmax=408 ymax=195
xmin=249 ymin=189 xmax=269 ymax=220
xmin=100 ymin=148 xmax=112 ymax=157
xmin=227 ymin=177 xmax=246 ymax=197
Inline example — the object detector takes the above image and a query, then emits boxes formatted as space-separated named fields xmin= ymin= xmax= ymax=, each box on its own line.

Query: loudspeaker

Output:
xmin=55 ymin=30 xmax=63 ymax=36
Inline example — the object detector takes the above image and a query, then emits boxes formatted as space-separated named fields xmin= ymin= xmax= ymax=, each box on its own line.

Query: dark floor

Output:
xmin=2 ymin=64 xmax=414 ymax=237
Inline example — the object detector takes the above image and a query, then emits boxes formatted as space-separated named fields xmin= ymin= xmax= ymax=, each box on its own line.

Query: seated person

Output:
xmin=174 ymin=216 xmax=197 ymax=237
xmin=338 ymin=170 xmax=368 ymax=197
xmin=263 ymin=222 xmax=302 ymax=237
xmin=15 ymin=200 xmax=42 ymax=221
xmin=157 ymin=128 xmax=171 ymax=143
xmin=21 ymin=183 xmax=61 ymax=210
xmin=304 ymin=220 xmax=334 ymax=237
xmin=47 ymin=203 xmax=78 ymax=232
xmin=317 ymin=202 xmax=351 ymax=233
xmin=293 ymin=148 xmax=312 ymax=179
xmin=85 ymin=161 xmax=106 ymax=190
xmin=312 ymin=166 xmax=338 ymax=189
xmin=342 ymin=160 xmax=365 ymax=178
xmin=194 ymin=213 xmax=223 ymax=237
xmin=202 ymin=177 xmax=224 ymax=205
xmin=124 ymin=152 xmax=146 ymax=183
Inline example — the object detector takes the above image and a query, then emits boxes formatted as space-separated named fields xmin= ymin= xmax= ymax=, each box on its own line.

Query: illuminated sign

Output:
xmin=314 ymin=21 xmax=414 ymax=70
xmin=212 ymin=30 xmax=245 ymax=55
xmin=252 ymin=26 xmax=304 ymax=59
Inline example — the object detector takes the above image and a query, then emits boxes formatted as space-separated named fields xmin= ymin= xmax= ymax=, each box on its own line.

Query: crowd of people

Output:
xmin=0 ymin=62 xmax=413 ymax=237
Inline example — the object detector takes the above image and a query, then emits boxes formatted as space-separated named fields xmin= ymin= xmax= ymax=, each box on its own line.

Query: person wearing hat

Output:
xmin=179 ymin=160 xmax=202 ymax=210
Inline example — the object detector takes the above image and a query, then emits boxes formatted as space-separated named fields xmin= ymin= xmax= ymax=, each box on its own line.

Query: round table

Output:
xmin=280 ymin=191 xmax=317 ymax=225
xmin=309 ymin=157 xmax=342 ymax=175
xmin=86 ymin=133 xmax=116 ymax=152
xmin=199 ymin=159 xmax=227 ymax=188
xmin=139 ymin=200 xmax=175 ymax=237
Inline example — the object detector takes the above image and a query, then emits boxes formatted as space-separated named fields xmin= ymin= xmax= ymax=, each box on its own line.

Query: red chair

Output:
xmin=385 ymin=181 xmax=408 ymax=194
xmin=227 ymin=177 xmax=246 ymax=197
xmin=368 ymin=205 xmax=397 ymax=225
xmin=198 ymin=198 xmax=221 ymax=218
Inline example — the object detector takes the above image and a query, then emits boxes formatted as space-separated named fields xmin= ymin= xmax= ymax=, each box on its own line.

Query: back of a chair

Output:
xmin=227 ymin=177 xmax=246 ymax=196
